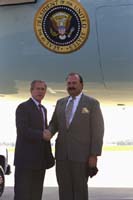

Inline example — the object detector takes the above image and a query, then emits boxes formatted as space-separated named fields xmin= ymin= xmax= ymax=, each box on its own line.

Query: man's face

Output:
xmin=66 ymin=75 xmax=83 ymax=97
xmin=31 ymin=82 xmax=47 ymax=103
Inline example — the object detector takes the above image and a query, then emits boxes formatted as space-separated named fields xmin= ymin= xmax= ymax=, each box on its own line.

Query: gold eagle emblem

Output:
xmin=50 ymin=12 xmax=74 ymax=40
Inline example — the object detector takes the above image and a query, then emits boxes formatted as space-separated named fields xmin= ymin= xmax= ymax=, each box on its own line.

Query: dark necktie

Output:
xmin=65 ymin=98 xmax=75 ymax=128
xmin=38 ymin=104 xmax=44 ymax=127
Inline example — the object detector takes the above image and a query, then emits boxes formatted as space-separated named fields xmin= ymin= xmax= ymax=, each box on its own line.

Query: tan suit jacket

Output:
xmin=49 ymin=94 xmax=104 ymax=162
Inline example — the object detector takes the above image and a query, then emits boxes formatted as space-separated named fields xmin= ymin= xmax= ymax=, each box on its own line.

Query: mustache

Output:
xmin=68 ymin=87 xmax=75 ymax=90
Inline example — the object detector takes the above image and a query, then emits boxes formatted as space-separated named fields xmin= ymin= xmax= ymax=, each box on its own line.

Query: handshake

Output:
xmin=43 ymin=129 xmax=52 ymax=141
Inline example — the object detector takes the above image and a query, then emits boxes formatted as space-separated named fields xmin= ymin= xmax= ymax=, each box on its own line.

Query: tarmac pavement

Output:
xmin=1 ymin=186 xmax=133 ymax=200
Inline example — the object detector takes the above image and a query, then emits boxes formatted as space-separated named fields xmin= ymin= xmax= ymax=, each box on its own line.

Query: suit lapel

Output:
xmin=29 ymin=98 xmax=47 ymax=128
xmin=60 ymin=97 xmax=69 ymax=128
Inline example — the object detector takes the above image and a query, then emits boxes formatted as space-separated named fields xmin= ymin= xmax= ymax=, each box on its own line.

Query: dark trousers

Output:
xmin=14 ymin=167 xmax=45 ymax=200
xmin=56 ymin=160 xmax=88 ymax=200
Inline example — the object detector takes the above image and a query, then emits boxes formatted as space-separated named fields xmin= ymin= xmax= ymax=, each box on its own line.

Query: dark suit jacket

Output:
xmin=49 ymin=94 xmax=104 ymax=162
xmin=14 ymin=98 xmax=54 ymax=170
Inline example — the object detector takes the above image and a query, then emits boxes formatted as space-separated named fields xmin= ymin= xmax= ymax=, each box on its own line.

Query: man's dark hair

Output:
xmin=66 ymin=73 xmax=83 ymax=84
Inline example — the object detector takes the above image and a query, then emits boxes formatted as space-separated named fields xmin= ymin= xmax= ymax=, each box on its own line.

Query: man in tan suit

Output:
xmin=44 ymin=72 xmax=104 ymax=200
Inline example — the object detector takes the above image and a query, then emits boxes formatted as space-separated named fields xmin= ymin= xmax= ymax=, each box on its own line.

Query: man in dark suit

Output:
xmin=14 ymin=80 xmax=54 ymax=200
xmin=44 ymin=73 xmax=104 ymax=200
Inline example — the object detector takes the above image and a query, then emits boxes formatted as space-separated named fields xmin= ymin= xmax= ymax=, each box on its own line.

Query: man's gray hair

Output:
xmin=30 ymin=80 xmax=47 ymax=90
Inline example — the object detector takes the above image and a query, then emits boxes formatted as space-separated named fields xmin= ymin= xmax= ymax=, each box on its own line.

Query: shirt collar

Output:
xmin=31 ymin=97 xmax=40 ymax=107
xmin=69 ymin=92 xmax=82 ymax=101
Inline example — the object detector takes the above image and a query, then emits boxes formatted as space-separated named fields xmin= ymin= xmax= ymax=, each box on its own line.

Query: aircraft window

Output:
xmin=0 ymin=0 xmax=36 ymax=6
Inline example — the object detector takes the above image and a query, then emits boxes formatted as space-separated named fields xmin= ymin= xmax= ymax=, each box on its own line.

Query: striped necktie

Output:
xmin=65 ymin=98 xmax=75 ymax=128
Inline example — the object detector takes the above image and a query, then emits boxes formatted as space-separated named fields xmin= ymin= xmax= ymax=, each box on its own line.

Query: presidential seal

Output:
xmin=34 ymin=0 xmax=90 ymax=53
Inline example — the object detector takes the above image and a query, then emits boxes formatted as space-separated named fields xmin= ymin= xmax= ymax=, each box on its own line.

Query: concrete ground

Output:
xmin=1 ymin=187 xmax=133 ymax=200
